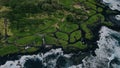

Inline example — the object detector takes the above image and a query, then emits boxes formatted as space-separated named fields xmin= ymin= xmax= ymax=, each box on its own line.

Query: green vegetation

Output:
xmin=45 ymin=35 xmax=57 ymax=45
xmin=70 ymin=30 xmax=81 ymax=42
xmin=71 ymin=41 xmax=87 ymax=49
xmin=26 ymin=47 xmax=39 ymax=53
xmin=56 ymin=32 xmax=68 ymax=41
xmin=81 ymin=14 xmax=105 ymax=39
xmin=0 ymin=45 xmax=19 ymax=56
xmin=15 ymin=35 xmax=42 ymax=46
xmin=0 ymin=0 xmax=114 ymax=56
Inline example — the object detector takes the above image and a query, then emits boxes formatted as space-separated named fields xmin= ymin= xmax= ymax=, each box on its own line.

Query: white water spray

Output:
xmin=102 ymin=0 xmax=120 ymax=21
xmin=102 ymin=0 xmax=120 ymax=11
xmin=0 ymin=48 xmax=73 ymax=68
xmin=0 ymin=27 xmax=120 ymax=68
xmin=69 ymin=26 xmax=120 ymax=68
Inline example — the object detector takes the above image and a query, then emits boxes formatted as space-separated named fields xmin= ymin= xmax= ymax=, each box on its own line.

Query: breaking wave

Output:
xmin=70 ymin=26 xmax=120 ymax=68
xmin=0 ymin=1 xmax=120 ymax=68
xmin=115 ymin=15 xmax=120 ymax=21
xmin=102 ymin=0 xmax=120 ymax=22
xmin=0 ymin=48 xmax=74 ymax=68
xmin=102 ymin=0 xmax=120 ymax=11
xmin=0 ymin=26 xmax=120 ymax=68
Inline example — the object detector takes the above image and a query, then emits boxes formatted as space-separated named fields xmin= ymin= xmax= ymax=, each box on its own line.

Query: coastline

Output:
xmin=0 ymin=22 xmax=120 ymax=66
xmin=0 ymin=46 xmax=91 ymax=66
xmin=0 ymin=0 xmax=120 ymax=66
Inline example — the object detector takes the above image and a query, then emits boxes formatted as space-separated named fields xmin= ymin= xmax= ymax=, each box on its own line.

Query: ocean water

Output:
xmin=70 ymin=26 xmax=120 ymax=68
xmin=0 ymin=48 xmax=74 ymax=68
xmin=102 ymin=0 xmax=120 ymax=11
xmin=0 ymin=0 xmax=120 ymax=68
xmin=0 ymin=26 xmax=120 ymax=68
xmin=102 ymin=0 xmax=120 ymax=21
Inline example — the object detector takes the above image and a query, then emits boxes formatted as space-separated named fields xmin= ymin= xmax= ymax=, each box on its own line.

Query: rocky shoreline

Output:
xmin=0 ymin=0 xmax=120 ymax=66
xmin=0 ymin=45 xmax=91 ymax=66
xmin=0 ymin=20 xmax=120 ymax=66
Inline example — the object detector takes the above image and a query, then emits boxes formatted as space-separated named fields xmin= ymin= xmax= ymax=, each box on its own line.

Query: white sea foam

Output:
xmin=102 ymin=0 xmax=120 ymax=11
xmin=0 ymin=48 xmax=73 ymax=68
xmin=102 ymin=0 xmax=120 ymax=21
xmin=69 ymin=26 xmax=120 ymax=68
xmin=1 ymin=26 xmax=120 ymax=68
xmin=115 ymin=15 xmax=120 ymax=20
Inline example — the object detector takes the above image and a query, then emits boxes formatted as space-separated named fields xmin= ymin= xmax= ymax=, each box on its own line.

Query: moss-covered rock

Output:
xmin=70 ymin=41 xmax=87 ymax=49
xmin=97 ymin=7 xmax=103 ymax=12
xmin=26 ymin=47 xmax=39 ymax=53
xmin=56 ymin=32 xmax=68 ymax=41
xmin=7 ymin=36 xmax=16 ymax=43
xmin=70 ymin=30 xmax=81 ymax=42
xmin=59 ymin=22 xmax=79 ymax=33
xmin=16 ymin=36 xmax=42 ymax=46
xmin=0 ymin=0 xmax=115 ymax=56
xmin=81 ymin=14 xmax=105 ymax=40
xmin=45 ymin=35 xmax=58 ymax=45
xmin=0 ymin=45 xmax=19 ymax=56
xmin=58 ymin=39 xmax=68 ymax=48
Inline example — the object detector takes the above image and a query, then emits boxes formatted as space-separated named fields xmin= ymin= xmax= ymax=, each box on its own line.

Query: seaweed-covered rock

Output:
xmin=0 ymin=0 xmax=114 ymax=56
